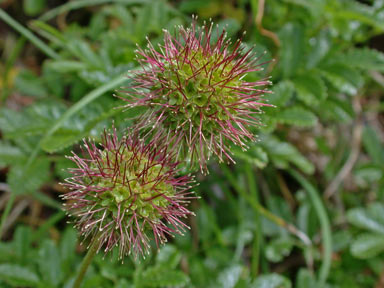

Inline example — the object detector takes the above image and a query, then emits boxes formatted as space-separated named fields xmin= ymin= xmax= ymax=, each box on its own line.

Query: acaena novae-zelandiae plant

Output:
xmin=122 ymin=18 xmax=272 ymax=172
xmin=61 ymin=127 xmax=195 ymax=287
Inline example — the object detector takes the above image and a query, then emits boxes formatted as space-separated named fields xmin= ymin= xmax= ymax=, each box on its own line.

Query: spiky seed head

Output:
xmin=62 ymin=128 xmax=195 ymax=259
xmin=122 ymin=19 xmax=272 ymax=172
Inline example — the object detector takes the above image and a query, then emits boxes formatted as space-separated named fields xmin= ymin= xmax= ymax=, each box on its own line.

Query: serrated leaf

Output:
xmin=66 ymin=40 xmax=103 ymax=69
xmin=350 ymin=233 xmax=384 ymax=259
xmin=335 ymin=1 xmax=384 ymax=31
xmin=261 ymin=135 xmax=315 ymax=174
xmin=0 ymin=102 xmax=67 ymax=139
xmin=319 ymin=64 xmax=363 ymax=95
xmin=292 ymin=74 xmax=327 ymax=105
xmin=0 ymin=264 xmax=39 ymax=287
xmin=40 ymin=128 xmax=86 ymax=153
xmin=347 ymin=203 xmax=384 ymax=234
xmin=337 ymin=48 xmax=384 ymax=72
xmin=317 ymin=97 xmax=354 ymax=123
xmin=275 ymin=107 xmax=318 ymax=127
xmin=40 ymin=104 xmax=128 ymax=153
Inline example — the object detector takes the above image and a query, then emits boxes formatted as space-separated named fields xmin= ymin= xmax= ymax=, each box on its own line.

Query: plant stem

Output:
xmin=220 ymin=164 xmax=312 ymax=247
xmin=246 ymin=166 xmax=261 ymax=274
xmin=245 ymin=163 xmax=262 ymax=278
xmin=290 ymin=170 xmax=332 ymax=286
xmin=0 ymin=9 xmax=60 ymax=59
xmin=73 ymin=236 xmax=100 ymax=288
xmin=0 ymin=193 xmax=15 ymax=239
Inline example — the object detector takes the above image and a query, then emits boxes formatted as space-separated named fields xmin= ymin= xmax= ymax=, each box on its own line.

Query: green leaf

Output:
xmin=8 ymin=158 xmax=50 ymax=195
xmin=279 ymin=23 xmax=304 ymax=78
xmin=40 ymin=104 xmax=127 ymax=153
xmin=14 ymin=69 xmax=48 ymax=98
xmin=155 ymin=245 xmax=181 ymax=269
xmin=0 ymin=264 xmax=39 ymax=287
xmin=232 ymin=145 xmax=268 ymax=169
xmin=60 ymin=228 xmax=78 ymax=264
xmin=268 ymin=81 xmax=295 ymax=107
xmin=0 ymin=141 xmax=24 ymax=167
xmin=275 ymin=106 xmax=318 ymax=127
xmin=23 ymin=0 xmax=45 ymax=16
xmin=261 ymin=135 xmax=315 ymax=174
xmin=0 ymin=102 xmax=66 ymax=139
xmin=335 ymin=1 xmax=384 ymax=31
xmin=66 ymin=40 xmax=103 ymax=69
xmin=296 ymin=269 xmax=318 ymax=288
xmin=347 ymin=203 xmax=384 ymax=234
xmin=137 ymin=267 xmax=189 ymax=287
xmin=251 ymin=273 xmax=291 ymax=288
xmin=362 ymin=126 xmax=384 ymax=165
xmin=305 ymin=30 xmax=331 ymax=70
xmin=216 ymin=265 xmax=243 ymax=288
xmin=350 ymin=233 xmax=384 ymax=259
xmin=46 ymin=60 xmax=88 ymax=73
xmin=354 ymin=164 xmax=383 ymax=188
xmin=13 ymin=226 xmax=32 ymax=263
xmin=292 ymin=74 xmax=327 ymax=105
xmin=337 ymin=48 xmax=384 ymax=72
xmin=38 ymin=240 xmax=62 ymax=286
xmin=317 ymin=97 xmax=354 ymax=123
xmin=319 ymin=64 xmax=363 ymax=95
xmin=265 ymin=238 xmax=294 ymax=263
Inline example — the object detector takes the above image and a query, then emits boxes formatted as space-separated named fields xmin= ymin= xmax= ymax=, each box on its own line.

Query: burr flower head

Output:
xmin=62 ymin=128 xmax=195 ymax=259
xmin=123 ymin=19 xmax=272 ymax=171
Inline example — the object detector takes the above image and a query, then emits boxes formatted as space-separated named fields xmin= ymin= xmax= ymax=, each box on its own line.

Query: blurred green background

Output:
xmin=1 ymin=0 xmax=384 ymax=287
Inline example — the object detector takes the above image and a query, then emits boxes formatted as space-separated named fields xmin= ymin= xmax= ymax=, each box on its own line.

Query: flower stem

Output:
xmin=73 ymin=236 xmax=100 ymax=288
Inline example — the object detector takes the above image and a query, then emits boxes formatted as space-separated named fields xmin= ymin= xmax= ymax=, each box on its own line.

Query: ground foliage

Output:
xmin=0 ymin=0 xmax=384 ymax=287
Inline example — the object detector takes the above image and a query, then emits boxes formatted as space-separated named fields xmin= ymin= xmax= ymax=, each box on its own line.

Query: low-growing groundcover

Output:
xmin=1 ymin=0 xmax=384 ymax=287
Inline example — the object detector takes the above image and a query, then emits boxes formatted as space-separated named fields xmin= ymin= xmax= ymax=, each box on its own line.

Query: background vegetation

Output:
xmin=1 ymin=0 xmax=384 ymax=287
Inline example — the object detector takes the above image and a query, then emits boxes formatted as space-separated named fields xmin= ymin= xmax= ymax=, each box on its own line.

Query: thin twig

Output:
xmin=324 ymin=96 xmax=362 ymax=199
xmin=277 ymin=172 xmax=296 ymax=209
xmin=255 ymin=0 xmax=280 ymax=48
xmin=0 ymin=183 xmax=10 ymax=193
xmin=369 ymin=71 xmax=384 ymax=88
xmin=0 ymin=198 xmax=30 ymax=238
